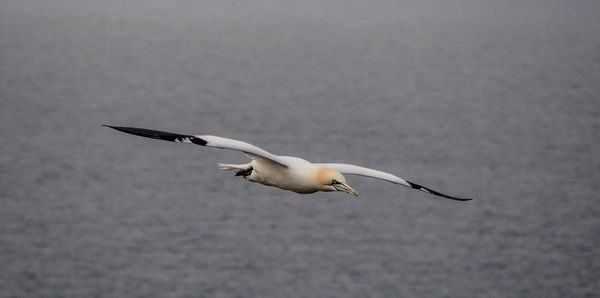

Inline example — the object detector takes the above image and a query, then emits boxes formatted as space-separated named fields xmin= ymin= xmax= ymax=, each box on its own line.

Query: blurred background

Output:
xmin=1 ymin=0 xmax=599 ymax=297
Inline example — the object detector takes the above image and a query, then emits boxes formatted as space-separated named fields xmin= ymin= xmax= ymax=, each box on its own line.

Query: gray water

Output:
xmin=1 ymin=0 xmax=599 ymax=297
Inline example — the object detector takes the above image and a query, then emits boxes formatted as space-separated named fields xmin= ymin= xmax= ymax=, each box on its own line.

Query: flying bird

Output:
xmin=103 ymin=125 xmax=472 ymax=201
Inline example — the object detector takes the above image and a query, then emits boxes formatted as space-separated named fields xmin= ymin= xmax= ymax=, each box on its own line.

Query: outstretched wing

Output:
xmin=314 ymin=163 xmax=472 ymax=201
xmin=103 ymin=125 xmax=288 ymax=168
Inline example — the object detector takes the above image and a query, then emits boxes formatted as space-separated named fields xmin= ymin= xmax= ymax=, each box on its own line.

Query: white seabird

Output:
xmin=103 ymin=125 xmax=472 ymax=201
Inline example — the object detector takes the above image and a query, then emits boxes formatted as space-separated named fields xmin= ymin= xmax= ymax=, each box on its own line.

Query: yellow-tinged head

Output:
xmin=315 ymin=167 xmax=358 ymax=197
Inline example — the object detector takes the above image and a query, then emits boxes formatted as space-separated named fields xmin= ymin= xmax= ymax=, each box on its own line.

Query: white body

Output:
xmin=246 ymin=156 xmax=321 ymax=194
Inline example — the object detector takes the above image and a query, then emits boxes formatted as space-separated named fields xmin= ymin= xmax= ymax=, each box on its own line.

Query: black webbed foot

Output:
xmin=235 ymin=167 xmax=253 ymax=177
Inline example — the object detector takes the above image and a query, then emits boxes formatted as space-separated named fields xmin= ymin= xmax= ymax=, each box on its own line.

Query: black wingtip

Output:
xmin=102 ymin=125 xmax=207 ymax=145
xmin=407 ymin=181 xmax=473 ymax=202
xmin=448 ymin=197 xmax=473 ymax=202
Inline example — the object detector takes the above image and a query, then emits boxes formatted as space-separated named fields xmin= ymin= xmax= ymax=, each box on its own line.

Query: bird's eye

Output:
xmin=331 ymin=179 xmax=341 ymax=185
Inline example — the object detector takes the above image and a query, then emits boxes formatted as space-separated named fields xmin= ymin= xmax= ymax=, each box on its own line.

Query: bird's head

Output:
xmin=316 ymin=167 xmax=358 ymax=197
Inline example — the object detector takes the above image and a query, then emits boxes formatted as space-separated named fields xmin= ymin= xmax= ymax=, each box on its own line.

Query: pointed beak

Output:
xmin=334 ymin=182 xmax=359 ymax=197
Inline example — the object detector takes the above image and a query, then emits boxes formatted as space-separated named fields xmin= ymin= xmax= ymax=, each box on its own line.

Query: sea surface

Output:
xmin=1 ymin=0 xmax=599 ymax=297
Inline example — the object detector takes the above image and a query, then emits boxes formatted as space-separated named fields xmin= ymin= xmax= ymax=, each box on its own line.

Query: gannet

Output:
xmin=103 ymin=125 xmax=472 ymax=201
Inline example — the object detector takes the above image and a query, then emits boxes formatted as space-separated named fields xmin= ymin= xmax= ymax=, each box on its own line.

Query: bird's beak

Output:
xmin=334 ymin=182 xmax=359 ymax=197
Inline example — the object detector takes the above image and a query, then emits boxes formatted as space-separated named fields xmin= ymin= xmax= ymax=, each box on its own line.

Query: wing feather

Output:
xmin=103 ymin=125 xmax=288 ymax=167
xmin=315 ymin=163 xmax=472 ymax=201
xmin=196 ymin=135 xmax=288 ymax=167
xmin=313 ymin=163 xmax=411 ymax=186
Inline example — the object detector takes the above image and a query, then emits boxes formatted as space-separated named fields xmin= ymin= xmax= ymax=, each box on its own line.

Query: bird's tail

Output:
xmin=218 ymin=163 xmax=253 ymax=177
xmin=218 ymin=163 xmax=251 ymax=171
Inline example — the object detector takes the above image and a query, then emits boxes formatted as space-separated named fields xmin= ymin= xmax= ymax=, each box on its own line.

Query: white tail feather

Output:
xmin=218 ymin=163 xmax=251 ymax=171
